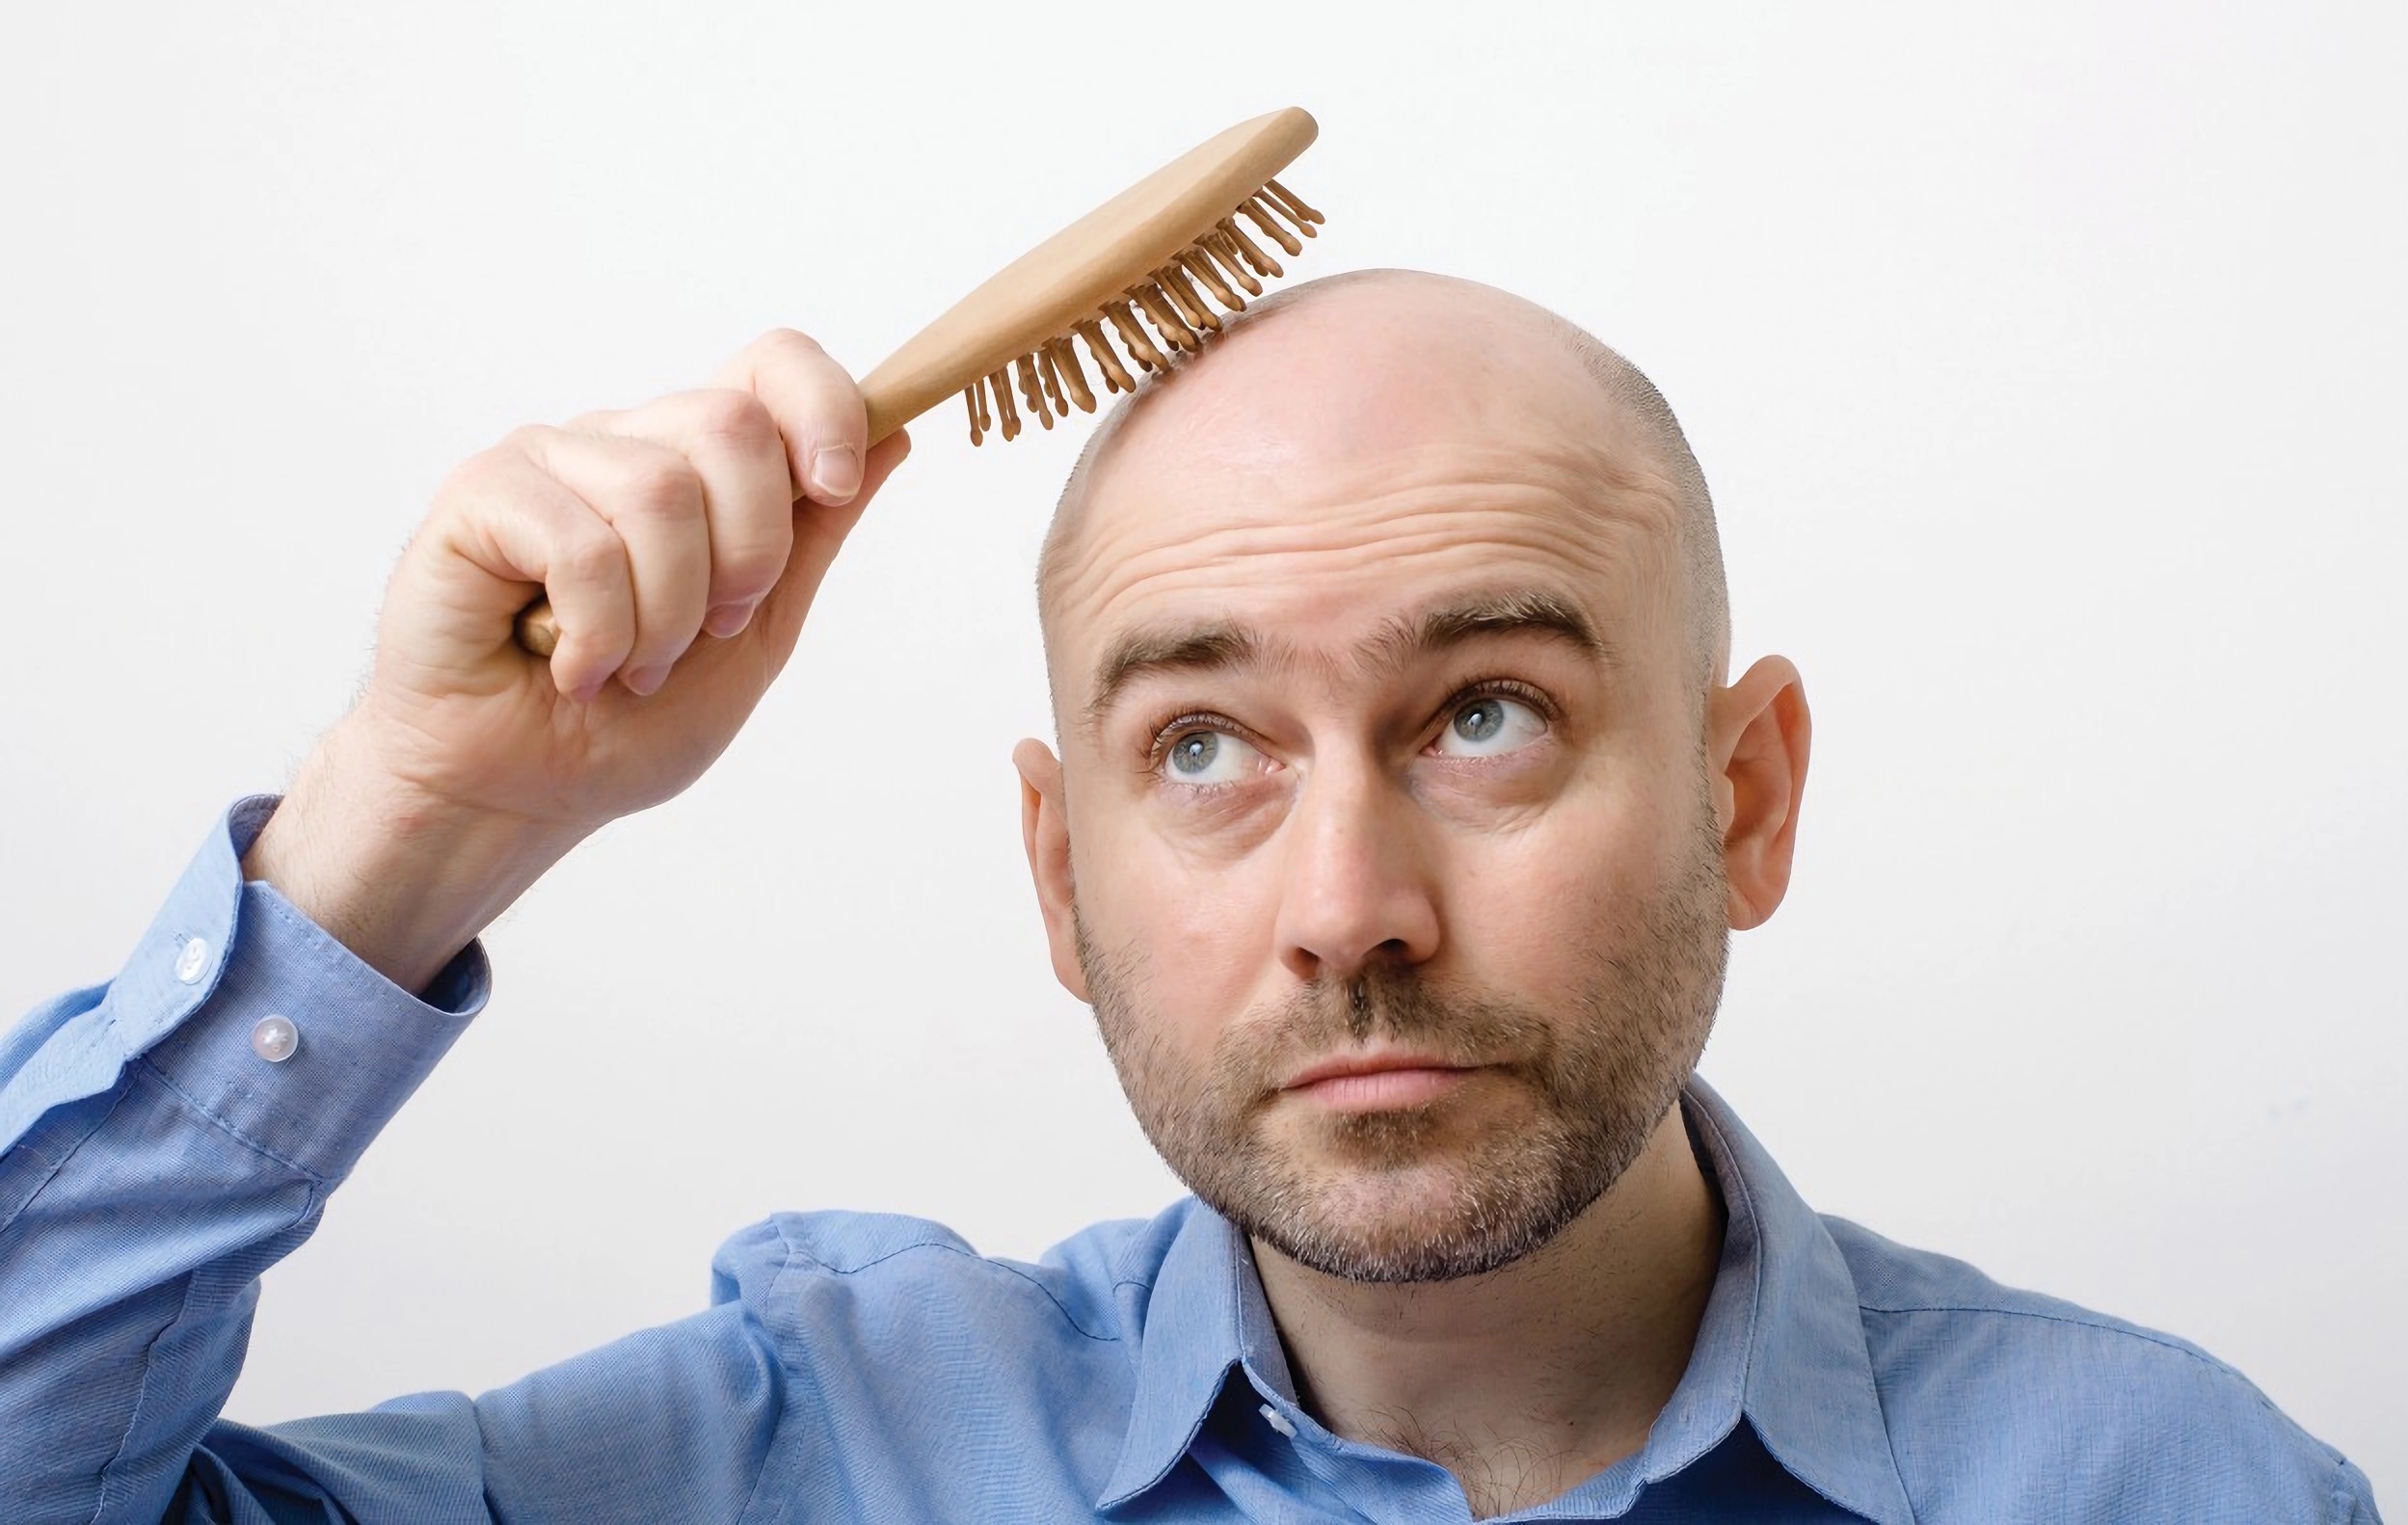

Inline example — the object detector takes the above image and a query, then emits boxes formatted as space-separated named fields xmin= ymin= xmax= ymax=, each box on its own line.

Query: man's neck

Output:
xmin=1251 ymin=1103 xmax=1725 ymax=1519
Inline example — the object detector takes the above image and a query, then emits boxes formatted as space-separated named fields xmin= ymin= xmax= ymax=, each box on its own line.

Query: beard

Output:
xmin=1078 ymin=798 xmax=1731 ymax=1285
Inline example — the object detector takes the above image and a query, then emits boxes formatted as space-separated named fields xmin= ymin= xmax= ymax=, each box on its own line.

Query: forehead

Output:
xmin=1068 ymin=441 xmax=1679 ymax=642
xmin=1049 ymin=332 xmax=1690 ymax=690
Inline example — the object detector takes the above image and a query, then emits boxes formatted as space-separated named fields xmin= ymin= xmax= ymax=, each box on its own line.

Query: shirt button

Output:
xmin=1258 ymin=1403 xmax=1298 ymax=1439
xmin=251 ymin=1015 xmax=300 ymax=1063
xmin=174 ymin=937 xmax=211 ymax=984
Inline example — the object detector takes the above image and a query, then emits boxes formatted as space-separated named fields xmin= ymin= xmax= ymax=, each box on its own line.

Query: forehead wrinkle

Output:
xmin=1056 ymin=435 xmax=1680 ymax=626
xmin=1049 ymin=439 xmax=1694 ymax=743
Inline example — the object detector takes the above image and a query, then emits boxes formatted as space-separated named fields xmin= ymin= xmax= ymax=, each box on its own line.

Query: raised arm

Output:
xmin=0 ymin=331 xmax=911 ymax=1522
xmin=248 ymin=328 xmax=906 ymax=989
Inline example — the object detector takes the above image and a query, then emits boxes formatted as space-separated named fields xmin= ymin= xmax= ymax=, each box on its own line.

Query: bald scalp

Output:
xmin=1038 ymin=270 xmax=1731 ymax=696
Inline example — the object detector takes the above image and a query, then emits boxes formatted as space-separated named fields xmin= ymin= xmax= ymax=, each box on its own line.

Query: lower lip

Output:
xmin=1290 ymin=1067 xmax=1472 ymax=1110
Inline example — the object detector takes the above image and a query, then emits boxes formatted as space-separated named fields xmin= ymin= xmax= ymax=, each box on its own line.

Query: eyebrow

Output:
xmin=1371 ymin=588 xmax=1609 ymax=677
xmin=1083 ymin=588 xmax=1610 ymax=731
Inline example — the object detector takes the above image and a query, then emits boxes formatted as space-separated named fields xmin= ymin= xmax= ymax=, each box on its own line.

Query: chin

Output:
xmin=1232 ymin=1144 xmax=1593 ymax=1285
xmin=1256 ymin=1201 xmax=1557 ymax=1284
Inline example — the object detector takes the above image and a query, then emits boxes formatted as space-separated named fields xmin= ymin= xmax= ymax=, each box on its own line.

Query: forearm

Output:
xmin=242 ymin=716 xmax=584 ymax=993
xmin=0 ymin=801 xmax=482 ymax=1522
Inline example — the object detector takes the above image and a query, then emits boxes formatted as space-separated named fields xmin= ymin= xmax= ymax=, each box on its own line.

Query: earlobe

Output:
xmin=1707 ymin=656 xmax=1811 ymax=931
xmin=1012 ymin=737 xmax=1090 ymax=1002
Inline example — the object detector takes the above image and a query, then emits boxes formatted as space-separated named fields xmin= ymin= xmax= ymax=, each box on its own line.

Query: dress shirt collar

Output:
xmin=1097 ymin=1076 xmax=1915 ymax=1522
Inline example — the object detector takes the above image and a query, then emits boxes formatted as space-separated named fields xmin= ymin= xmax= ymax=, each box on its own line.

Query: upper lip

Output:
xmin=1280 ymin=1050 xmax=1472 ymax=1090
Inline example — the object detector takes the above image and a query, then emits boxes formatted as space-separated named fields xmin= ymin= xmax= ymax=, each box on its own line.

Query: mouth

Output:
xmin=1279 ymin=1051 xmax=1479 ymax=1111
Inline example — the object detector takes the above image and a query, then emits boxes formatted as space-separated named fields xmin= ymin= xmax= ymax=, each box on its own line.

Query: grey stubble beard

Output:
xmin=1077 ymin=800 xmax=1730 ymax=1285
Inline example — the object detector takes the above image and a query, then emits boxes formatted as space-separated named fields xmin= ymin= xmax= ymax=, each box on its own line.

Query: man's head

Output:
xmin=1012 ymin=270 xmax=1809 ymax=1283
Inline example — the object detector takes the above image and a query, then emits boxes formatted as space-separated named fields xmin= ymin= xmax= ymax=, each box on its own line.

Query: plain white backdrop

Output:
xmin=4 ymin=0 xmax=2401 ymax=1511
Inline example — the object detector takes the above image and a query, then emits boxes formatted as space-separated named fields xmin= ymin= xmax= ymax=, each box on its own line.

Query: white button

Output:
xmin=1258 ymin=1403 xmax=1297 ymax=1438
xmin=174 ymin=937 xmax=211 ymax=984
xmin=251 ymin=1015 xmax=300 ymax=1063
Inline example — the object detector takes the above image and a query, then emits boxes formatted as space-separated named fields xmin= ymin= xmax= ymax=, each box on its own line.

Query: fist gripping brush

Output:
xmin=516 ymin=106 xmax=1324 ymax=655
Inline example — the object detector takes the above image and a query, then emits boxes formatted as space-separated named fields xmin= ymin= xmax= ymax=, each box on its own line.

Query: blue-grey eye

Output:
xmin=1433 ymin=695 xmax=1546 ymax=758
xmin=1170 ymin=733 xmax=1220 ymax=774
xmin=1162 ymin=729 xmax=1263 ymax=785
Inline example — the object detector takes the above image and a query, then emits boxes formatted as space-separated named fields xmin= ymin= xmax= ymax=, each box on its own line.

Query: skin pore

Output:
xmin=1012 ymin=272 xmax=1811 ymax=1515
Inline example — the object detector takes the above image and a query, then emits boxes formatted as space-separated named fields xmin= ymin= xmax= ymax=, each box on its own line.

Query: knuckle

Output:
xmin=611 ymin=452 xmax=704 ymax=523
xmin=499 ymin=422 xmax=560 ymax=456
xmin=552 ymin=522 xmax=626 ymax=587
xmin=436 ymin=440 xmax=525 ymax=503
xmin=687 ymin=389 xmax=778 ymax=455
xmin=752 ymin=327 xmax=824 ymax=361
xmin=433 ymin=453 xmax=491 ymax=502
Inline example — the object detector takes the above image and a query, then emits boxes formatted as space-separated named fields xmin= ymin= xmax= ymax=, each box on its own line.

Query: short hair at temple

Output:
xmin=1035 ymin=270 xmax=1732 ymax=693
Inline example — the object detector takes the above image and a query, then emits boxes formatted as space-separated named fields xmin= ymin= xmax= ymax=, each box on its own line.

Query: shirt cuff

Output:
xmin=121 ymin=796 xmax=489 ymax=1183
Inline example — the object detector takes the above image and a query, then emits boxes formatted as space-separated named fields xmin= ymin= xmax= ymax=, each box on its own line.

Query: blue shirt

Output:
xmin=0 ymin=800 xmax=2382 ymax=1523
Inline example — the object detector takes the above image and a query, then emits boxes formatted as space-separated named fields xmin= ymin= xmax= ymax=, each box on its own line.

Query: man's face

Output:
xmin=1031 ymin=283 xmax=1734 ymax=1282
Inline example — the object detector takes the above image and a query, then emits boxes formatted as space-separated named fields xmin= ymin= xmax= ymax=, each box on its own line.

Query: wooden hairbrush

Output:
xmin=514 ymin=105 xmax=1324 ymax=656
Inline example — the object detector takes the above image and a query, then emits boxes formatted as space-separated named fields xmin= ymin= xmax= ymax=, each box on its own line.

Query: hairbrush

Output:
xmin=515 ymin=106 xmax=1324 ymax=655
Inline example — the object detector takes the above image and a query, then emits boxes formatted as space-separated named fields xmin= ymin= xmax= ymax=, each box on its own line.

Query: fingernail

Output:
xmin=704 ymin=599 xmax=759 ymax=638
xmin=622 ymin=664 xmax=670 ymax=697
xmin=809 ymin=443 xmax=862 ymax=501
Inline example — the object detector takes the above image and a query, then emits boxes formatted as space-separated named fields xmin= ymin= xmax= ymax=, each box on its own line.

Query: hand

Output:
xmin=244 ymin=330 xmax=912 ymax=990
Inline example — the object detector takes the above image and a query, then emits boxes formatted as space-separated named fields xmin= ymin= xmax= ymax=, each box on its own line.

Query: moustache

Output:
xmin=1219 ymin=965 xmax=1558 ymax=1093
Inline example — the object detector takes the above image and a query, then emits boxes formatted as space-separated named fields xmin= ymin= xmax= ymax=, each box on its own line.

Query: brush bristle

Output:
xmin=960 ymin=174 xmax=1325 ymax=445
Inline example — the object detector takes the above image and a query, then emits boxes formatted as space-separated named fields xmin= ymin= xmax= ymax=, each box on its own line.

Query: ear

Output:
xmin=1012 ymin=737 xmax=1090 ymax=1002
xmin=1705 ymin=655 xmax=1811 ymax=931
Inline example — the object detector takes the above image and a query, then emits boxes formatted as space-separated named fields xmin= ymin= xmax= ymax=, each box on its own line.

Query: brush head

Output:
xmin=858 ymin=106 xmax=1324 ymax=445
xmin=515 ymin=109 xmax=1324 ymax=658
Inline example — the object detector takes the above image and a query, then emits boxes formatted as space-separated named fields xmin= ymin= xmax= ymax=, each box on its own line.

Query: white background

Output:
xmin=3 ymin=0 xmax=2400 ymax=1512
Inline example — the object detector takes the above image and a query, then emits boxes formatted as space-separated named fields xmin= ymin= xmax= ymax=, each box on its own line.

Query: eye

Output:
xmin=1431 ymin=692 xmax=1548 ymax=759
xmin=1160 ymin=727 xmax=1265 ymax=785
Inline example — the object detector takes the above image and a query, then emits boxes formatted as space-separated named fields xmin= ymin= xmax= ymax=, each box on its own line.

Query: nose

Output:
xmin=1271 ymin=761 xmax=1442 ymax=984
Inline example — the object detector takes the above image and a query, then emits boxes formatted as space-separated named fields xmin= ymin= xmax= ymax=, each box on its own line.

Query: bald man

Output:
xmin=1 ymin=273 xmax=2378 ymax=1522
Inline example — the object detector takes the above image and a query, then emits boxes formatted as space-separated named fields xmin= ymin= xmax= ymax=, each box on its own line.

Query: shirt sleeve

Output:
xmin=2334 ymin=1458 xmax=2386 ymax=1522
xmin=0 ymin=796 xmax=486 ymax=1523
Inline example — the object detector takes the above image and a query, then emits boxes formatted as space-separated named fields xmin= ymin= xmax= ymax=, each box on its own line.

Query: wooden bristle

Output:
xmin=1218 ymin=216 xmax=1281 ymax=279
xmin=1104 ymin=299 xmax=1166 ymax=371
xmin=1076 ymin=319 xmax=1134 ymax=392
xmin=1014 ymin=353 xmax=1054 ymax=428
xmin=1035 ymin=342 xmax=1069 ymax=416
xmin=1242 ymin=196 xmax=1306 ymax=254
xmin=1155 ymin=264 xmax=1221 ymax=333
xmin=989 ymin=365 xmax=1020 ymax=441
xmin=1185 ymin=245 xmax=1249 ymax=307
xmin=962 ymin=174 xmax=1324 ymax=446
xmin=1048 ymin=337 xmax=1096 ymax=413
xmin=1132 ymin=283 xmax=1200 ymax=351
xmin=1263 ymin=178 xmax=1324 ymax=229
xmin=1210 ymin=233 xmax=1264 ymax=294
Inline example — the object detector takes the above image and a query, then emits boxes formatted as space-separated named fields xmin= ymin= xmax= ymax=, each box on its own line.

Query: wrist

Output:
xmin=242 ymin=717 xmax=585 ymax=993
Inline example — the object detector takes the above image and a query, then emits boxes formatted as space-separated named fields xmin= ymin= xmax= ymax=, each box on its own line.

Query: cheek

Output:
xmin=1070 ymin=812 xmax=1282 ymax=1055
xmin=1441 ymin=773 xmax=1695 ymax=968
